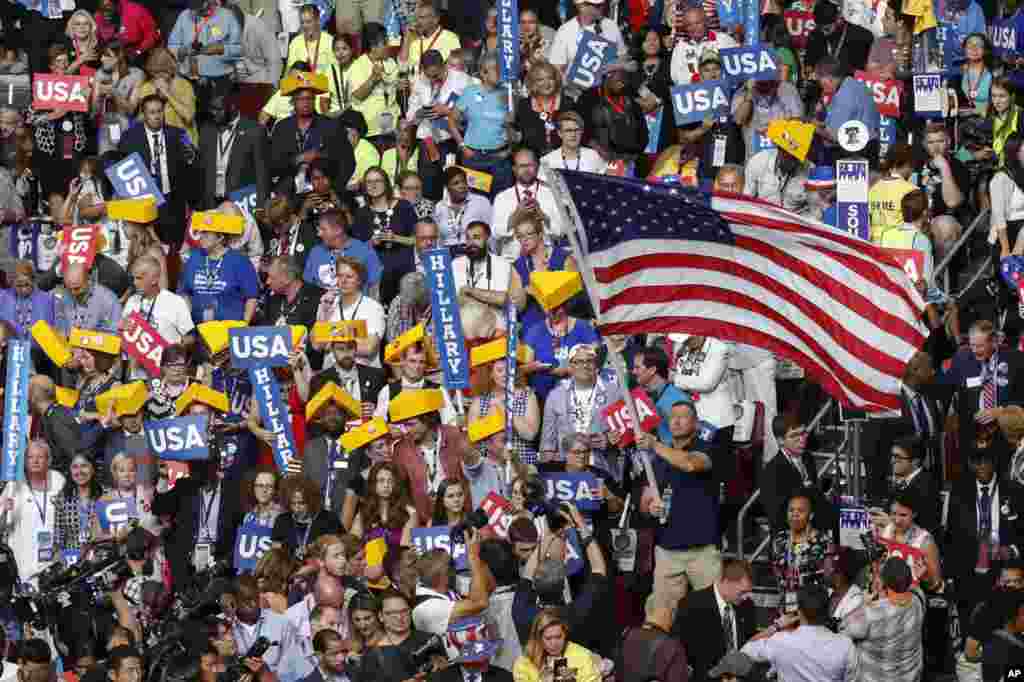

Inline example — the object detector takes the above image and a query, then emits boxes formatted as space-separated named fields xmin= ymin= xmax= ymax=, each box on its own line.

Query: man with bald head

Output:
xmin=54 ymin=263 xmax=123 ymax=335
xmin=28 ymin=375 xmax=81 ymax=474
xmin=287 ymin=569 xmax=347 ymax=679
xmin=121 ymin=256 xmax=195 ymax=379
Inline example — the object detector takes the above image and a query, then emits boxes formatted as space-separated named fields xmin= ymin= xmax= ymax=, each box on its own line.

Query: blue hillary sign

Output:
xmin=505 ymin=301 xmax=518 ymax=447
xmin=410 ymin=526 xmax=469 ymax=570
xmin=96 ymin=498 xmax=138 ymax=532
xmin=106 ymin=152 xmax=166 ymax=207
xmin=717 ymin=0 xmax=742 ymax=30
xmin=744 ymin=0 xmax=759 ymax=45
xmin=423 ymin=248 xmax=470 ymax=389
xmin=671 ymin=80 xmax=730 ymax=126
xmin=228 ymin=184 xmax=258 ymax=222
xmin=234 ymin=521 xmax=273 ymax=572
xmin=720 ymin=47 xmax=778 ymax=82
xmin=498 ymin=0 xmax=520 ymax=83
xmin=145 ymin=415 xmax=210 ymax=461
xmin=836 ymin=159 xmax=869 ymax=241
xmin=879 ymin=115 xmax=897 ymax=147
xmin=250 ymin=366 xmax=297 ymax=472
xmin=565 ymin=31 xmax=617 ymax=90
xmin=542 ymin=472 xmax=601 ymax=512
xmin=229 ymin=326 xmax=292 ymax=370
xmin=1 ymin=340 xmax=29 ymax=482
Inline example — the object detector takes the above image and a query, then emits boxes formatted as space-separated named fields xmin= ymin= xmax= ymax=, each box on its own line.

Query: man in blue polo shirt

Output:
xmin=632 ymin=345 xmax=692 ymax=444
xmin=636 ymin=401 xmax=721 ymax=606
xmin=813 ymin=55 xmax=880 ymax=165
xmin=302 ymin=207 xmax=382 ymax=296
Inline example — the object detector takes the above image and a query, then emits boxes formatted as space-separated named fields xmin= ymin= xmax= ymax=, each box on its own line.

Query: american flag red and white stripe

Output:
xmin=549 ymin=170 xmax=929 ymax=412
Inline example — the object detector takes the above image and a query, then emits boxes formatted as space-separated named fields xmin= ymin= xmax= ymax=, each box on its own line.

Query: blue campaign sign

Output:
xmin=716 ymin=0 xmax=742 ymax=29
xmin=96 ymin=498 xmax=138 ymax=532
xmin=250 ymin=366 xmax=298 ymax=472
xmin=879 ymin=115 xmax=897 ymax=147
xmin=144 ymin=415 xmax=210 ymax=461
xmin=720 ymin=47 xmax=777 ymax=82
xmin=497 ymin=0 xmax=519 ymax=83
xmin=411 ymin=526 xmax=469 ymax=570
xmin=234 ymin=522 xmax=273 ymax=572
xmin=565 ymin=31 xmax=617 ymax=90
xmin=564 ymin=528 xmax=585 ymax=575
xmin=989 ymin=14 xmax=1020 ymax=58
xmin=229 ymin=326 xmax=292 ymax=370
xmin=836 ymin=159 xmax=869 ymax=241
xmin=228 ymin=185 xmax=258 ymax=222
xmin=670 ymin=80 xmax=730 ymax=126
xmin=423 ymin=248 xmax=470 ymax=389
xmin=505 ymin=301 xmax=518 ymax=446
xmin=542 ymin=472 xmax=601 ymax=512
xmin=1 ymin=340 xmax=29 ymax=481
xmin=913 ymin=74 xmax=943 ymax=118
xmin=105 ymin=152 xmax=166 ymax=207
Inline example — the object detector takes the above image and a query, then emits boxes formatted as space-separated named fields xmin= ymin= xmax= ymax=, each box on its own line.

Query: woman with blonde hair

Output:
xmin=65 ymin=10 xmax=100 ymax=74
xmin=514 ymin=61 xmax=570 ymax=157
xmin=513 ymin=609 xmax=600 ymax=682
xmin=132 ymin=48 xmax=198 ymax=143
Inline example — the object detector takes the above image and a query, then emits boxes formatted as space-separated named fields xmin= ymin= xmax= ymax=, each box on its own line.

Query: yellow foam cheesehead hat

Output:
xmin=312 ymin=320 xmax=368 ymax=344
xmin=389 ymin=388 xmax=445 ymax=422
xmin=70 ymin=328 xmax=121 ymax=355
xmin=470 ymin=338 xmax=531 ymax=368
xmin=766 ymin=119 xmax=815 ymax=163
xmin=305 ymin=381 xmax=360 ymax=421
xmin=340 ymin=417 xmax=389 ymax=452
xmin=384 ymin=323 xmax=425 ymax=364
xmin=468 ymin=410 xmax=505 ymax=444
xmin=106 ymin=197 xmax=158 ymax=224
xmin=32 ymin=320 xmax=72 ymax=367
xmin=96 ymin=381 xmax=149 ymax=417
xmin=198 ymin=321 xmax=248 ymax=355
xmin=191 ymin=211 xmax=245 ymax=236
xmin=290 ymin=325 xmax=308 ymax=348
xmin=175 ymin=383 xmax=229 ymax=415
xmin=530 ymin=271 xmax=583 ymax=312
xmin=55 ymin=386 xmax=79 ymax=408
xmin=281 ymin=71 xmax=329 ymax=96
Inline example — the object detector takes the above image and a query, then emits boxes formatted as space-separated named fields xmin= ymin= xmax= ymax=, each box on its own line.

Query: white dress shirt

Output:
xmin=491 ymin=181 xmax=565 ymax=259
xmin=541 ymin=147 xmax=607 ymax=175
xmin=670 ymin=333 xmax=737 ymax=428
xmin=405 ymin=69 xmax=471 ymax=142
xmin=146 ymin=127 xmax=171 ymax=194
xmin=548 ymin=17 xmax=626 ymax=69
xmin=741 ymin=625 xmax=859 ymax=682
xmin=670 ymin=31 xmax=739 ymax=85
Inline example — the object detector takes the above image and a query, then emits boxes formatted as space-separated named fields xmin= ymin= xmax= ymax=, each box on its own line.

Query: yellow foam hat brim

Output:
xmin=468 ymin=410 xmax=505 ymax=443
xmin=197 ymin=321 xmax=248 ymax=354
xmin=384 ymin=323 xmax=425 ymax=364
xmin=311 ymin=320 xmax=368 ymax=344
xmin=530 ymin=270 xmax=583 ymax=311
xmin=175 ymin=383 xmax=229 ymax=415
xmin=766 ymin=119 xmax=815 ymax=164
xmin=340 ymin=417 xmax=389 ymax=452
xmin=95 ymin=381 xmax=149 ymax=417
xmin=106 ymin=198 xmax=158 ymax=223
xmin=32 ymin=320 xmax=71 ymax=367
xmin=69 ymin=328 xmax=122 ymax=355
xmin=191 ymin=211 xmax=245 ymax=236
xmin=281 ymin=71 xmax=329 ymax=96
xmin=389 ymin=388 xmax=445 ymax=423
xmin=55 ymin=386 xmax=79 ymax=408
xmin=291 ymin=325 xmax=307 ymax=348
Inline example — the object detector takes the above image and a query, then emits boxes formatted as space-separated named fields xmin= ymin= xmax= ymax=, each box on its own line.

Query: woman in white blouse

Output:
xmin=0 ymin=440 xmax=66 ymax=584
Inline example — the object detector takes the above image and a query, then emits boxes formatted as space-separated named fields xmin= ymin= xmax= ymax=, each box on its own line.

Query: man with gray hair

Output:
xmin=28 ymin=375 xmax=80 ymax=474
xmin=511 ymin=502 xmax=610 ymax=654
xmin=812 ymin=54 xmax=880 ymax=166
xmin=261 ymin=255 xmax=320 ymax=329
xmin=121 ymin=255 xmax=195 ymax=378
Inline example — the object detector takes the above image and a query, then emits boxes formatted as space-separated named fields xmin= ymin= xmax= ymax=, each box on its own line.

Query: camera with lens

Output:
xmin=523 ymin=478 xmax=572 ymax=532
xmin=408 ymin=634 xmax=446 ymax=674
xmin=451 ymin=509 xmax=490 ymax=544
xmin=861 ymin=531 xmax=887 ymax=563
xmin=218 ymin=638 xmax=276 ymax=682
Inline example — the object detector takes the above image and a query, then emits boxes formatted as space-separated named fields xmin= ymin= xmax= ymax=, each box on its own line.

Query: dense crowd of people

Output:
xmin=0 ymin=0 xmax=1024 ymax=680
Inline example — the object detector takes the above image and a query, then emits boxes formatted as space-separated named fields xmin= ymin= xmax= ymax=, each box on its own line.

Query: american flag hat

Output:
xmin=804 ymin=166 xmax=837 ymax=189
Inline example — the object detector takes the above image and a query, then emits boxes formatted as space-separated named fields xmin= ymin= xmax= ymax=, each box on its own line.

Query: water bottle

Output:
xmin=660 ymin=485 xmax=673 ymax=525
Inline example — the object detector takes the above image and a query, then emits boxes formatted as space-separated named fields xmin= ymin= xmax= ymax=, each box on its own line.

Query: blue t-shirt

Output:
xmin=179 ymin=248 xmax=260 ymax=323
xmin=822 ymin=204 xmax=837 ymax=228
xmin=652 ymin=421 xmax=719 ymax=551
xmin=523 ymin=318 xmax=601 ymax=403
xmin=302 ymin=240 xmax=383 ymax=292
xmin=455 ymin=84 xmax=509 ymax=151
xmin=826 ymin=77 xmax=881 ymax=141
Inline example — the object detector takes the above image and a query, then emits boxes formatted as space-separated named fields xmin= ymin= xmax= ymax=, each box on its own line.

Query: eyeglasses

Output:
xmin=365 ymin=178 xmax=386 ymax=186
xmin=891 ymin=453 xmax=914 ymax=461
xmin=254 ymin=483 xmax=275 ymax=489
xmin=561 ymin=128 xmax=582 ymax=134
xmin=515 ymin=231 xmax=540 ymax=241
xmin=383 ymin=608 xmax=410 ymax=617
xmin=571 ymin=359 xmax=596 ymax=366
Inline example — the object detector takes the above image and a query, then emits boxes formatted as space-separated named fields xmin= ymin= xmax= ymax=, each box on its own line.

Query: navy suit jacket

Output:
xmin=116 ymin=123 xmax=192 ymax=196
xmin=940 ymin=348 xmax=1024 ymax=452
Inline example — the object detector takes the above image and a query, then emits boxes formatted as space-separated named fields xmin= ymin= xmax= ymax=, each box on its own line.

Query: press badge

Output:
xmin=37 ymin=531 xmax=54 ymax=563
xmin=203 ymin=306 xmax=216 ymax=322
xmin=712 ymin=135 xmax=727 ymax=168
xmin=109 ymin=124 xmax=122 ymax=143
xmin=194 ymin=543 xmax=212 ymax=571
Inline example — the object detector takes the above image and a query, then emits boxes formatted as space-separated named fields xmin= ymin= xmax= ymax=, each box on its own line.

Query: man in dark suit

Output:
xmin=199 ymin=90 xmax=269 ymax=210
xmin=804 ymin=0 xmax=874 ymax=74
xmin=946 ymin=447 xmax=1024 ymax=618
xmin=269 ymin=81 xmax=355 ymax=197
xmin=302 ymin=388 xmax=368 ymax=516
xmin=672 ymin=558 xmax=757 ymax=682
xmin=303 ymin=629 xmax=366 ymax=682
xmin=888 ymin=435 xmax=941 ymax=535
xmin=761 ymin=415 xmax=829 ymax=531
xmin=426 ymin=636 xmax=512 ymax=682
xmin=940 ymin=319 xmax=1024 ymax=467
xmin=153 ymin=451 xmax=242 ymax=589
xmin=117 ymin=94 xmax=194 ymax=248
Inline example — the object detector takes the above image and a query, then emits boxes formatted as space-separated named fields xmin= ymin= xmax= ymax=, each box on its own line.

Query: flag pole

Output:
xmin=544 ymin=165 xmax=661 ymax=499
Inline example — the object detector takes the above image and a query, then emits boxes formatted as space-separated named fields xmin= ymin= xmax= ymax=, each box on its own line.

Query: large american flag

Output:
xmin=548 ymin=170 xmax=929 ymax=412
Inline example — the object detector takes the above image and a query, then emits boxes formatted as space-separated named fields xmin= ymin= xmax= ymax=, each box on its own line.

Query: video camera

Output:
xmin=218 ymin=637 xmax=276 ymax=682
xmin=409 ymin=634 xmax=446 ymax=674
xmin=523 ymin=478 xmax=572 ymax=533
